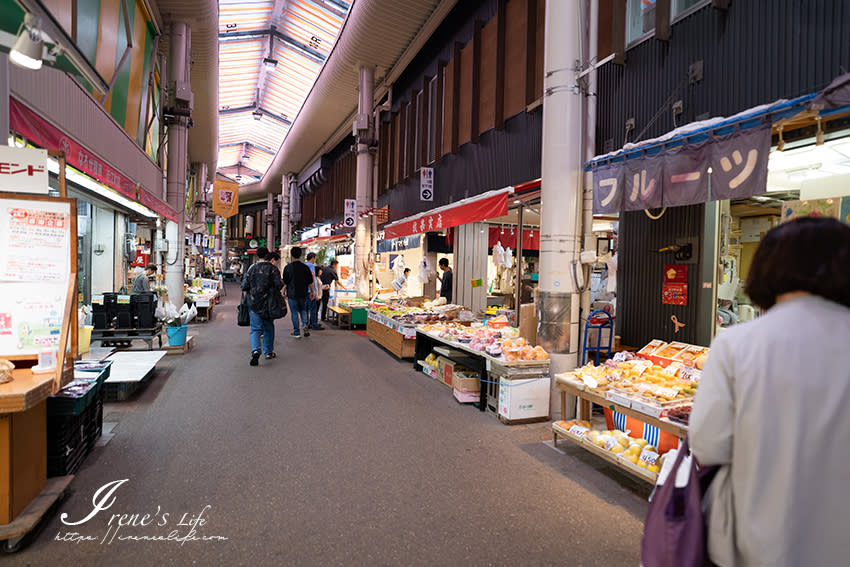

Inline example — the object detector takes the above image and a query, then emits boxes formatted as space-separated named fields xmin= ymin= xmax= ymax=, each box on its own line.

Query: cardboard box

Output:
xmin=436 ymin=356 xmax=455 ymax=387
xmin=452 ymin=370 xmax=480 ymax=393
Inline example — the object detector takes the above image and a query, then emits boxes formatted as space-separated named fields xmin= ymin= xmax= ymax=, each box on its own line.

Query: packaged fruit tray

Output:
xmin=553 ymin=420 xmax=592 ymax=442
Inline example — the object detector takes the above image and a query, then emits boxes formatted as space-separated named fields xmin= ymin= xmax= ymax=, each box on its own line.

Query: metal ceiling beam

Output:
xmin=218 ymin=104 xmax=292 ymax=126
xmin=220 ymin=141 xmax=277 ymax=154
xmin=219 ymin=28 xmax=325 ymax=64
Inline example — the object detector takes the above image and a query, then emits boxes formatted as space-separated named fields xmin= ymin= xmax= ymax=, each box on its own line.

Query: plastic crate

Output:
xmin=103 ymin=381 xmax=140 ymax=402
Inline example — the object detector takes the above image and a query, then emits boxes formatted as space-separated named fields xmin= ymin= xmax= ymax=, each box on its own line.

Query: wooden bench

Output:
xmin=328 ymin=306 xmax=351 ymax=329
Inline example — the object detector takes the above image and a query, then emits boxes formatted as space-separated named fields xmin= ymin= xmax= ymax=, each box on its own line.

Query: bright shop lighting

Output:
xmin=46 ymin=158 xmax=158 ymax=218
xmin=9 ymin=15 xmax=44 ymax=70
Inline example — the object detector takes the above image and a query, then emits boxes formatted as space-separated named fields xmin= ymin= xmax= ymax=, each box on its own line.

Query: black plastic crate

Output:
xmin=131 ymin=292 xmax=157 ymax=328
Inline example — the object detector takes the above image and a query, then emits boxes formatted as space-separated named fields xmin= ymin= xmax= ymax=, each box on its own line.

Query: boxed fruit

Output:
xmin=638 ymin=340 xmax=667 ymax=356
xmin=453 ymin=370 xmax=480 ymax=393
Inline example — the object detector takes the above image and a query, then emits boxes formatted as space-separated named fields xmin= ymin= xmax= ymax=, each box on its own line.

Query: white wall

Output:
xmin=800 ymin=173 xmax=850 ymax=200
xmin=91 ymin=206 xmax=115 ymax=294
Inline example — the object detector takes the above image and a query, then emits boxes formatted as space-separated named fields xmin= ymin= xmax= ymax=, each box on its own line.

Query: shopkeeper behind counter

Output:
xmin=132 ymin=264 xmax=157 ymax=294
xmin=437 ymin=258 xmax=452 ymax=303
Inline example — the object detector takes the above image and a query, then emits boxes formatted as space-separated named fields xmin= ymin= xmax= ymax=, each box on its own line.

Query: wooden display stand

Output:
xmin=552 ymin=375 xmax=687 ymax=484
xmin=366 ymin=316 xmax=416 ymax=359
xmin=0 ymin=191 xmax=78 ymax=539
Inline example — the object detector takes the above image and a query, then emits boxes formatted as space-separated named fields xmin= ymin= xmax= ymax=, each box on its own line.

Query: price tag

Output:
xmin=680 ymin=367 xmax=702 ymax=383
xmin=656 ymin=387 xmax=680 ymax=400
xmin=613 ymin=352 xmax=628 ymax=362
xmin=631 ymin=360 xmax=653 ymax=375
xmin=568 ymin=425 xmax=590 ymax=437
xmin=639 ymin=449 xmax=659 ymax=466
xmin=581 ymin=375 xmax=599 ymax=389
xmin=605 ymin=437 xmax=621 ymax=451
xmin=663 ymin=362 xmax=683 ymax=376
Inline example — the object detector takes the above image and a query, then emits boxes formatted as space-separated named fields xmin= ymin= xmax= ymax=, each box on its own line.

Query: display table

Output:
xmin=366 ymin=311 xmax=417 ymax=359
xmin=0 ymin=370 xmax=53 ymax=526
xmin=552 ymin=374 xmax=687 ymax=484
xmin=415 ymin=330 xmax=550 ymax=422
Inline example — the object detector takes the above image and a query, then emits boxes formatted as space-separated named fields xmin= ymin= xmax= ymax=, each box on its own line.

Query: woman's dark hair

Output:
xmin=266 ymin=251 xmax=280 ymax=262
xmin=745 ymin=217 xmax=850 ymax=310
xmin=403 ymin=268 xmax=410 ymax=275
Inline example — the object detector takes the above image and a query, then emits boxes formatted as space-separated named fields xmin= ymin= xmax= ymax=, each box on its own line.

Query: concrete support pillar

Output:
xmin=0 ymin=52 xmax=9 ymax=145
xmin=280 ymin=175 xmax=292 ymax=248
xmin=266 ymin=192 xmax=275 ymax=250
xmin=164 ymin=22 xmax=191 ymax=306
xmin=219 ymin=216 xmax=228 ymax=272
xmin=354 ymin=65 xmax=374 ymax=297
xmin=539 ymin=0 xmax=585 ymax=416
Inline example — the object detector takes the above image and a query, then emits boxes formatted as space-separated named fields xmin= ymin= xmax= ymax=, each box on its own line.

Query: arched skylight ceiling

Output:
xmin=218 ymin=0 xmax=351 ymax=185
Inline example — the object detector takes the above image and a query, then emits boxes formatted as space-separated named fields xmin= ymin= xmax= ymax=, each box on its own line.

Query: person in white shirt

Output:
xmin=690 ymin=217 xmax=850 ymax=567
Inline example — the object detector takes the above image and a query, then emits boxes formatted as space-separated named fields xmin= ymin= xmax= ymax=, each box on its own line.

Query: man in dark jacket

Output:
xmin=241 ymin=247 xmax=283 ymax=366
xmin=282 ymin=246 xmax=315 ymax=338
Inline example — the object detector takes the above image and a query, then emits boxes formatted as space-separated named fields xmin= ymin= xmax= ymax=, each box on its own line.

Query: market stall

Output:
xmin=551 ymin=340 xmax=704 ymax=483
xmin=413 ymin=318 xmax=551 ymax=424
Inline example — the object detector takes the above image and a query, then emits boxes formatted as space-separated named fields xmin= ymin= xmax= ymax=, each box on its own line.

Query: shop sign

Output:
xmin=343 ymin=199 xmax=356 ymax=228
xmin=138 ymin=189 xmax=178 ymax=222
xmin=213 ymin=179 xmax=239 ymax=218
xmin=0 ymin=146 xmax=48 ymax=194
xmin=376 ymin=234 xmax=421 ymax=253
xmin=592 ymin=122 xmax=771 ymax=213
xmin=10 ymin=98 xmax=137 ymax=198
xmin=383 ymin=188 xmax=510 ymax=239
xmin=420 ymin=167 xmax=434 ymax=201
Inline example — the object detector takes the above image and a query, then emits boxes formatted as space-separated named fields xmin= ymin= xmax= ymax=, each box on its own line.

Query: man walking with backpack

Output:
xmin=282 ymin=246 xmax=315 ymax=338
xmin=241 ymin=247 xmax=284 ymax=366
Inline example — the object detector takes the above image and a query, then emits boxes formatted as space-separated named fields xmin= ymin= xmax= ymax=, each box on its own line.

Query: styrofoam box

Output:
xmin=498 ymin=375 xmax=551 ymax=421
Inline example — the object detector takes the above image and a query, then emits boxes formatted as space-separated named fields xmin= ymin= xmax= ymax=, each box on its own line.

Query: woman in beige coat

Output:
xmin=690 ymin=217 xmax=850 ymax=567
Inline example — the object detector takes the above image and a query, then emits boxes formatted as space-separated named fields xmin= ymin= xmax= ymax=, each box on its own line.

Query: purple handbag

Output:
xmin=641 ymin=438 xmax=718 ymax=567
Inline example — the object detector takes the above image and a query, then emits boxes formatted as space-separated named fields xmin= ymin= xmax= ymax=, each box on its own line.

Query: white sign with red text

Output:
xmin=0 ymin=147 xmax=48 ymax=195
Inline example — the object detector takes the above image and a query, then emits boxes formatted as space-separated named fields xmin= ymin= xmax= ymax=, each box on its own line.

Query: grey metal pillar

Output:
xmin=266 ymin=192 xmax=274 ymax=250
xmin=354 ymin=65 xmax=374 ymax=297
xmin=164 ymin=22 xmax=191 ymax=306
xmin=280 ymin=175 xmax=291 ymax=248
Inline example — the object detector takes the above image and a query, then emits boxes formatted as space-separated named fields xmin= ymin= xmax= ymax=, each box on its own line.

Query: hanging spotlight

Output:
xmin=262 ymin=57 xmax=278 ymax=70
xmin=10 ymin=14 xmax=44 ymax=71
xmin=252 ymin=109 xmax=263 ymax=121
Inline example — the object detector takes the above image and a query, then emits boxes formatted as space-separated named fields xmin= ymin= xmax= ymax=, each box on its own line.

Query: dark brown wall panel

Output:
xmin=479 ymin=18 xmax=497 ymax=133
xmin=442 ymin=60 xmax=455 ymax=156
xmin=391 ymin=113 xmax=401 ymax=185
xmin=504 ymin=0 xmax=528 ymax=118
xmin=598 ymin=0 xmax=614 ymax=60
xmin=533 ymin=0 xmax=545 ymax=101
xmin=458 ymin=43 xmax=474 ymax=147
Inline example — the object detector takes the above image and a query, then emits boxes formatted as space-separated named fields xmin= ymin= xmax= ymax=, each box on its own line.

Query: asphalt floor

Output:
xmin=6 ymin=283 xmax=650 ymax=566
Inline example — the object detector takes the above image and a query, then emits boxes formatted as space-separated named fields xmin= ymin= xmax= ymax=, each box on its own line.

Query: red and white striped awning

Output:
xmin=382 ymin=187 xmax=513 ymax=239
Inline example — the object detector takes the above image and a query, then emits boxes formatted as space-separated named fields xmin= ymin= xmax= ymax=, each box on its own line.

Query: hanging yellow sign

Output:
xmin=212 ymin=179 xmax=239 ymax=218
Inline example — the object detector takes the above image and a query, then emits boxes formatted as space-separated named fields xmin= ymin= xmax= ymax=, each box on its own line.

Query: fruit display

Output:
xmin=419 ymin=322 xmax=548 ymax=362
xmin=567 ymin=353 xmax=702 ymax=404
xmin=554 ymin=420 xmax=666 ymax=474
xmin=666 ymin=405 xmax=692 ymax=425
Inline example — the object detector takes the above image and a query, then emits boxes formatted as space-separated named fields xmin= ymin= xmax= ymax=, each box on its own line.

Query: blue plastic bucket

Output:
xmin=166 ymin=324 xmax=188 ymax=346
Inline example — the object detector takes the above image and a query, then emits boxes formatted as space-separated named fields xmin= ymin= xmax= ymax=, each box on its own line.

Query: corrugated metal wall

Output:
xmin=596 ymin=1 xmax=850 ymax=154
xmin=618 ymin=204 xmax=704 ymax=348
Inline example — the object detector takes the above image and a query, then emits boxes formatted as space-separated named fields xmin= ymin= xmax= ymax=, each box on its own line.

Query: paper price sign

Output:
xmin=680 ymin=367 xmax=701 ymax=383
xmin=568 ymin=425 xmax=590 ymax=437
xmin=639 ymin=449 xmax=659 ymax=466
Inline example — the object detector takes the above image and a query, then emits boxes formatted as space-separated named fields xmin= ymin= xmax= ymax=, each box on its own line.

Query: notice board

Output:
xmin=0 ymin=194 xmax=77 ymax=360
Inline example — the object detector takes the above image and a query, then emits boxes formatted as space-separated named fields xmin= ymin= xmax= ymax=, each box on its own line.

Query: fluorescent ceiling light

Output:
xmin=46 ymin=158 xmax=158 ymax=218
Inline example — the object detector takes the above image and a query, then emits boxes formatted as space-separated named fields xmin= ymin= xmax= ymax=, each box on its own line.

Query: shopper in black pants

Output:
xmin=319 ymin=259 xmax=347 ymax=321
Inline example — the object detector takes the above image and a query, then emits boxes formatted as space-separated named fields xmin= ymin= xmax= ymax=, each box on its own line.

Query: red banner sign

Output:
xmin=383 ymin=189 xmax=510 ymax=239
xmin=137 ymin=188 xmax=178 ymax=222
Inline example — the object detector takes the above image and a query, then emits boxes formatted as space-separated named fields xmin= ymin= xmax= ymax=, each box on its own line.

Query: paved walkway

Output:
xmin=8 ymin=284 xmax=649 ymax=566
